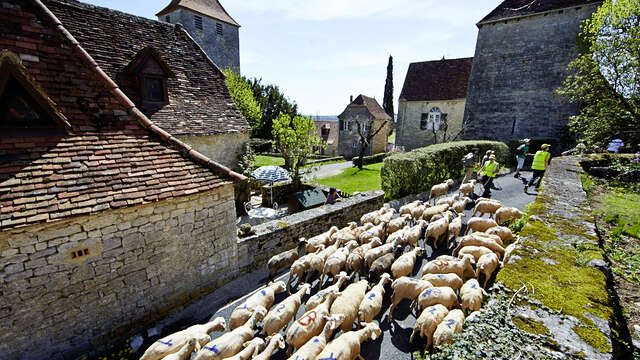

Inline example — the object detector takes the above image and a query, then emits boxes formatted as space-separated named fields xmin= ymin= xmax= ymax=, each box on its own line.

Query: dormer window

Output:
xmin=194 ymin=15 xmax=203 ymax=30
xmin=143 ymin=77 xmax=165 ymax=102
xmin=216 ymin=23 xmax=223 ymax=35
xmin=121 ymin=47 xmax=175 ymax=110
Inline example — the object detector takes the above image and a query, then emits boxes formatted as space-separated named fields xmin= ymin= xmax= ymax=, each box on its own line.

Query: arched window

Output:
xmin=428 ymin=107 xmax=441 ymax=131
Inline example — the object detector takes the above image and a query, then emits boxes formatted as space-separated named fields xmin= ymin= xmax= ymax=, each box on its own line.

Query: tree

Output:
xmin=223 ymin=69 xmax=262 ymax=136
xmin=249 ymin=78 xmax=298 ymax=140
xmin=272 ymin=113 xmax=324 ymax=189
xmin=354 ymin=117 xmax=389 ymax=170
xmin=383 ymin=55 xmax=394 ymax=119
xmin=557 ymin=0 xmax=640 ymax=147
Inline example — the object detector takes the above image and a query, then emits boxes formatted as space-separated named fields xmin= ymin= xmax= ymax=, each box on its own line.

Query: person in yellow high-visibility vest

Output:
xmin=525 ymin=144 xmax=551 ymax=193
xmin=479 ymin=154 xmax=500 ymax=197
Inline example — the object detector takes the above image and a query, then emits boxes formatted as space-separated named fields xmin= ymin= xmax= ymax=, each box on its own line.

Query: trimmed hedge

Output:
xmin=380 ymin=140 xmax=509 ymax=200
xmin=353 ymin=152 xmax=388 ymax=167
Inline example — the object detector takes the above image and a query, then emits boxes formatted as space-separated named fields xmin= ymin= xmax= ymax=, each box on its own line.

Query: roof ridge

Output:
xmin=48 ymin=0 xmax=174 ymax=29
xmin=409 ymin=56 xmax=474 ymax=65
xmin=34 ymin=0 xmax=246 ymax=182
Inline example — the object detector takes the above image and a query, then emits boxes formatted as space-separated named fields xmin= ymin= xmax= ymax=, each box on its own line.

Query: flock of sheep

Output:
xmin=140 ymin=178 xmax=524 ymax=360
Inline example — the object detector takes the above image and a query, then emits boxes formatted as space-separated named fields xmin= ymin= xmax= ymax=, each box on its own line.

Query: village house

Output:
xmin=313 ymin=116 xmax=339 ymax=155
xmin=337 ymin=95 xmax=392 ymax=159
xmin=0 ymin=0 xmax=249 ymax=358
xmin=396 ymin=57 xmax=473 ymax=151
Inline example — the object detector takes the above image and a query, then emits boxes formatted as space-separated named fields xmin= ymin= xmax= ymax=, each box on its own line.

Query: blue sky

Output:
xmin=83 ymin=0 xmax=502 ymax=115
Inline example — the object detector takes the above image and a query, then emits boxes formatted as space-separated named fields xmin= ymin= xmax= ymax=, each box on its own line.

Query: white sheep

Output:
xmin=460 ymin=278 xmax=486 ymax=313
xmin=391 ymin=247 xmax=424 ymax=279
xmin=405 ymin=220 xmax=428 ymax=248
xmin=451 ymin=196 xmax=472 ymax=214
xmin=360 ymin=208 xmax=384 ymax=225
xmin=495 ymin=206 xmax=524 ymax=225
xmin=306 ymin=242 xmax=341 ymax=282
xmin=140 ymin=317 xmax=226 ymax=360
xmin=253 ymin=334 xmax=285 ymax=360
xmin=472 ymin=200 xmax=502 ymax=218
xmin=448 ymin=213 xmax=465 ymax=244
xmin=502 ymin=239 xmax=520 ymax=268
xmin=436 ymin=193 xmax=459 ymax=207
xmin=467 ymin=231 xmax=505 ymax=246
xmin=161 ymin=338 xmax=197 ymax=360
xmin=432 ymin=309 xmax=465 ymax=347
xmin=267 ymin=238 xmax=307 ymax=284
xmin=374 ymin=208 xmax=397 ymax=226
xmin=286 ymin=246 xmax=323 ymax=294
xmin=457 ymin=245 xmax=495 ymax=264
xmin=387 ymin=214 xmax=412 ymax=235
xmin=306 ymin=271 xmax=350 ymax=311
xmin=330 ymin=279 xmax=369 ymax=332
xmin=368 ymin=246 xmax=403 ymax=281
xmin=316 ymin=321 xmax=382 ymax=360
xmin=411 ymin=204 xmax=429 ymax=220
xmin=353 ymin=222 xmax=375 ymax=240
xmin=453 ymin=234 xmax=504 ymax=259
xmin=426 ymin=212 xmax=454 ymax=249
xmin=321 ymin=240 xmax=359 ymax=285
xmin=331 ymin=222 xmax=359 ymax=244
xmin=388 ymin=277 xmax=433 ymax=321
xmin=223 ymin=337 xmax=266 ymax=360
xmin=399 ymin=200 xmax=422 ymax=216
xmin=463 ymin=217 xmax=498 ymax=235
xmin=417 ymin=286 xmax=459 ymax=310
xmin=410 ymin=304 xmax=449 ymax=345
xmin=386 ymin=226 xmax=407 ymax=245
xmin=306 ymin=226 xmax=339 ymax=253
xmin=458 ymin=179 xmax=476 ymax=197
xmin=363 ymin=241 xmax=398 ymax=272
xmin=485 ymin=226 xmax=513 ymax=245
xmin=359 ymin=222 xmax=386 ymax=243
xmin=358 ymin=273 xmax=392 ymax=324
xmin=428 ymin=179 xmax=454 ymax=204
xmin=286 ymin=291 xmax=339 ymax=355
xmin=346 ymin=237 xmax=382 ymax=276
xmin=287 ymin=315 xmax=345 ymax=360
xmin=421 ymin=255 xmax=474 ymax=281
xmin=229 ymin=281 xmax=286 ymax=330
xmin=421 ymin=204 xmax=449 ymax=221
xmin=476 ymin=252 xmax=500 ymax=288
xmin=420 ymin=273 xmax=463 ymax=292
xmin=194 ymin=306 xmax=266 ymax=360
xmin=261 ymin=283 xmax=311 ymax=336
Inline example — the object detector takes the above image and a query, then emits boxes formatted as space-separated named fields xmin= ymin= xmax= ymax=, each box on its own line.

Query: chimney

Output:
xmin=350 ymin=95 xmax=353 ymax=103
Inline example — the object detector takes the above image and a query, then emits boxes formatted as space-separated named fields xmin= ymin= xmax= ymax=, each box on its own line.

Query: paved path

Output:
xmin=302 ymin=161 xmax=353 ymax=181
xmin=134 ymin=169 xmax=536 ymax=359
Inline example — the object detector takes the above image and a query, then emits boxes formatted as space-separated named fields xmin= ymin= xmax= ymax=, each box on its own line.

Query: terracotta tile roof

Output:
xmin=0 ymin=0 xmax=243 ymax=231
xmin=46 ymin=0 xmax=249 ymax=136
xmin=339 ymin=95 xmax=392 ymax=120
xmin=399 ymin=57 xmax=473 ymax=102
xmin=156 ymin=0 xmax=240 ymax=27
xmin=479 ymin=0 xmax=601 ymax=24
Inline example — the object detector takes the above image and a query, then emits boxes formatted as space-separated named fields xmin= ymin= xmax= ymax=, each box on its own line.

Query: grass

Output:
xmin=315 ymin=162 xmax=382 ymax=194
xmin=388 ymin=131 xmax=396 ymax=144
xmin=253 ymin=155 xmax=285 ymax=167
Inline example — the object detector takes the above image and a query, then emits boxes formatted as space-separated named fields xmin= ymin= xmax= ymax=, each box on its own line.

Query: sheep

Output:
xmin=353 ymin=222 xmax=375 ymax=240
xmin=391 ymin=247 xmax=424 ymax=279
xmin=374 ymin=208 xmax=397 ymax=226
xmin=360 ymin=208 xmax=384 ymax=225
xmin=194 ymin=306 xmax=267 ymax=360
xmin=463 ymin=217 xmax=498 ymax=235
xmin=472 ymin=200 xmax=502 ymax=218
xmin=368 ymin=245 xmax=403 ymax=281
xmin=420 ymin=273 xmax=463 ymax=292
xmin=388 ymin=277 xmax=433 ymax=321
xmin=322 ymin=240 xmax=359 ymax=285
xmin=286 ymin=246 xmax=323 ymax=294
xmin=386 ymin=226 xmax=407 ymax=245
xmin=475 ymin=197 xmax=501 ymax=205
xmin=331 ymin=222 xmax=359 ymax=246
xmin=267 ymin=238 xmax=307 ymax=284
xmin=162 ymin=338 xmax=197 ymax=360
xmin=411 ymin=204 xmax=429 ymax=220
xmin=229 ymin=281 xmax=286 ymax=330
xmin=421 ymin=203 xmax=449 ymax=221
xmin=502 ymin=239 xmax=520 ymax=268
xmin=253 ymin=334 xmax=285 ymax=360
xmin=306 ymin=226 xmax=339 ymax=253
xmin=346 ymin=237 xmax=382 ymax=276
xmin=223 ymin=338 xmax=266 ymax=360
xmin=363 ymin=240 xmax=398 ymax=272
xmin=432 ymin=309 xmax=465 ymax=347
xmin=140 ymin=317 xmax=226 ymax=360
xmin=417 ymin=286 xmax=459 ymax=310
xmin=428 ymin=179 xmax=454 ymax=204
xmin=287 ymin=315 xmax=345 ymax=360
xmin=451 ymin=196 xmax=472 ymax=214
xmin=261 ymin=283 xmax=311 ymax=336
xmin=426 ymin=212 xmax=455 ymax=249
xmin=495 ymin=206 xmax=524 ymax=225
xmin=286 ymin=291 xmax=339 ymax=355
xmin=436 ymin=193 xmax=459 ymax=207
xmin=359 ymin=222 xmax=386 ymax=243
xmin=306 ymin=242 xmax=341 ymax=282
xmin=458 ymin=179 xmax=476 ymax=197
xmin=457 ymin=246 xmax=495 ymax=264
xmin=460 ymin=278 xmax=486 ymax=313
xmin=306 ymin=271 xmax=350 ymax=311
xmin=476 ymin=252 xmax=500 ymax=288
xmin=399 ymin=200 xmax=422 ymax=216
xmin=421 ymin=256 xmax=475 ymax=281
xmin=316 ymin=321 xmax=382 ymax=360
xmin=485 ymin=226 xmax=514 ymax=245
xmin=448 ymin=213 xmax=465 ymax=244
xmin=358 ymin=273 xmax=392 ymax=325
xmin=453 ymin=234 xmax=504 ymax=259
xmin=405 ymin=220 xmax=428 ymax=248
xmin=330 ymin=279 xmax=369 ymax=332
xmin=387 ymin=214 xmax=412 ymax=235
xmin=467 ymin=231 xmax=504 ymax=246
xmin=410 ymin=304 xmax=449 ymax=345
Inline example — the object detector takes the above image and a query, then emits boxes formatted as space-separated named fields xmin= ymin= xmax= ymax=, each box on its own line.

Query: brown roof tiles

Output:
xmin=479 ymin=0 xmax=601 ymax=24
xmin=399 ymin=57 xmax=473 ymax=102
xmin=340 ymin=95 xmax=392 ymax=120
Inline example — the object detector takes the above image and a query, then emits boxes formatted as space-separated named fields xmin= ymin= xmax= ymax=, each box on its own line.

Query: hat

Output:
xmin=523 ymin=138 xmax=531 ymax=143
xmin=489 ymin=154 xmax=496 ymax=159
xmin=541 ymin=143 xmax=551 ymax=149
xmin=472 ymin=147 xmax=479 ymax=151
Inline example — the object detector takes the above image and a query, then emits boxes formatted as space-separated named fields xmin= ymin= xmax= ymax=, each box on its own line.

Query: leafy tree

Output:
xmin=558 ymin=0 xmax=640 ymax=148
xmin=223 ymin=69 xmax=262 ymax=136
xmin=383 ymin=55 xmax=394 ymax=118
xmin=249 ymin=78 xmax=298 ymax=140
xmin=354 ymin=118 xmax=389 ymax=170
xmin=272 ymin=113 xmax=324 ymax=188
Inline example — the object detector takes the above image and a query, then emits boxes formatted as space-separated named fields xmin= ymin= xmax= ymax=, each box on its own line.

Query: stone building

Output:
xmin=313 ymin=117 xmax=339 ymax=155
xmin=157 ymin=0 xmax=241 ymax=72
xmin=337 ymin=95 xmax=392 ymax=159
xmin=462 ymin=0 xmax=601 ymax=144
xmin=396 ymin=57 xmax=473 ymax=151
xmin=0 ymin=0 xmax=246 ymax=358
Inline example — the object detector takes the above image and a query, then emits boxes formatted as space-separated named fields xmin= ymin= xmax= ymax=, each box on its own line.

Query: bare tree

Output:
xmin=354 ymin=118 xmax=388 ymax=170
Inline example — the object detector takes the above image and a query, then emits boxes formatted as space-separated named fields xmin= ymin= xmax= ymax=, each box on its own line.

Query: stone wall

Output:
xmin=0 ymin=184 xmax=238 ymax=359
xmin=462 ymin=4 xmax=599 ymax=143
xmin=178 ymin=132 xmax=249 ymax=171
xmin=237 ymin=191 xmax=384 ymax=273
xmin=396 ymin=99 xmax=466 ymax=151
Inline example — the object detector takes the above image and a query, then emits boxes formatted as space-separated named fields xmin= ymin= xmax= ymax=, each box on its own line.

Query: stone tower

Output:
xmin=461 ymin=0 xmax=601 ymax=144
xmin=157 ymin=0 xmax=240 ymax=72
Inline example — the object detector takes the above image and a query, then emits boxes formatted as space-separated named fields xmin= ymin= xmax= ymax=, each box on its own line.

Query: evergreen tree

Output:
xmin=383 ymin=55 xmax=394 ymax=118
xmin=248 ymin=78 xmax=298 ymax=140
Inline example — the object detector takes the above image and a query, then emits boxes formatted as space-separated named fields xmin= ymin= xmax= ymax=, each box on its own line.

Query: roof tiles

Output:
xmin=479 ymin=0 xmax=601 ymax=24
xmin=399 ymin=57 xmax=473 ymax=102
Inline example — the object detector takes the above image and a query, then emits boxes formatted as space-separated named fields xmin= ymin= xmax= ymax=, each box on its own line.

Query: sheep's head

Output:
xmin=210 ymin=316 xmax=226 ymax=332
xmin=253 ymin=306 xmax=268 ymax=321
xmin=272 ymin=281 xmax=286 ymax=294
xmin=269 ymin=333 xmax=286 ymax=349
xmin=446 ymin=179 xmax=454 ymax=186
xmin=363 ymin=321 xmax=382 ymax=340
xmin=380 ymin=272 xmax=392 ymax=285
xmin=299 ymin=283 xmax=312 ymax=295
xmin=326 ymin=314 xmax=346 ymax=330
xmin=370 ymin=237 xmax=383 ymax=247
xmin=336 ymin=271 xmax=349 ymax=283
xmin=414 ymin=247 xmax=425 ymax=257
xmin=329 ymin=226 xmax=339 ymax=235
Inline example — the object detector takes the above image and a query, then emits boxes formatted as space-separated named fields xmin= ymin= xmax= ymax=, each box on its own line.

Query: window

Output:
xmin=339 ymin=119 xmax=345 ymax=131
xmin=321 ymin=126 xmax=330 ymax=141
xmin=121 ymin=47 xmax=175 ymax=109
xmin=194 ymin=15 xmax=203 ymax=30
xmin=428 ymin=107 xmax=441 ymax=131
xmin=360 ymin=122 xmax=369 ymax=134
xmin=347 ymin=121 xmax=353 ymax=131
xmin=216 ymin=23 xmax=223 ymax=35
xmin=0 ymin=77 xmax=56 ymax=128
xmin=165 ymin=15 xmax=170 ymax=22
xmin=144 ymin=77 xmax=165 ymax=102
xmin=420 ymin=113 xmax=428 ymax=130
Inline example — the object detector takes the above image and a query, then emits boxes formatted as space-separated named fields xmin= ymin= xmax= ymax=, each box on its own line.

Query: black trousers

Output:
xmin=528 ymin=169 xmax=545 ymax=188
xmin=481 ymin=175 xmax=494 ymax=196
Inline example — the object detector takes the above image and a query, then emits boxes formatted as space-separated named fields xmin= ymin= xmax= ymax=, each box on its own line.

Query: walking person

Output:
xmin=479 ymin=154 xmax=500 ymax=197
xmin=461 ymin=147 xmax=479 ymax=184
xmin=514 ymin=138 xmax=532 ymax=178
xmin=481 ymin=150 xmax=493 ymax=167
xmin=525 ymin=144 xmax=551 ymax=193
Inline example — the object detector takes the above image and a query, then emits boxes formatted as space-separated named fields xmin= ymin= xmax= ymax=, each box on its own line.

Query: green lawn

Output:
xmin=316 ymin=162 xmax=382 ymax=194
xmin=253 ymin=155 xmax=285 ymax=167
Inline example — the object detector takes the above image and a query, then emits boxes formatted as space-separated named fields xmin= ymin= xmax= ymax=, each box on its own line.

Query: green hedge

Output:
xmin=353 ymin=152 xmax=388 ymax=167
xmin=380 ymin=140 xmax=509 ymax=200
